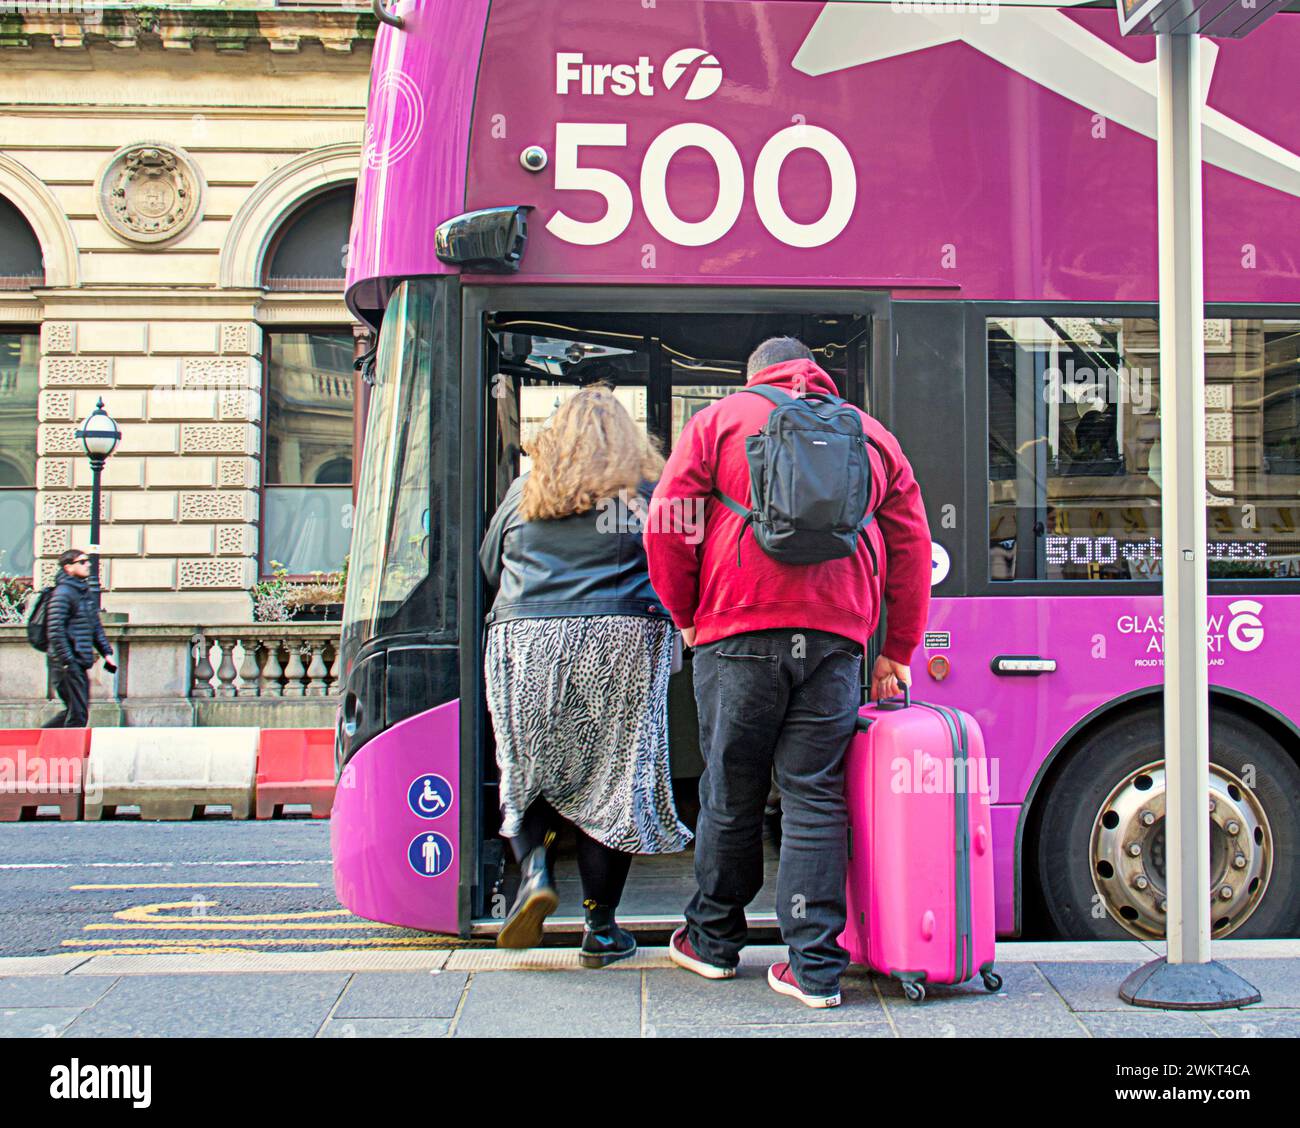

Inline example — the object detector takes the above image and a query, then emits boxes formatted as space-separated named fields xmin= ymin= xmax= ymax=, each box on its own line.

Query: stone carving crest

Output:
xmin=97 ymin=142 xmax=205 ymax=245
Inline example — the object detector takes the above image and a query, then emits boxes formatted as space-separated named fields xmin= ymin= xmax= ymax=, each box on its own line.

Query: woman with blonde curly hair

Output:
xmin=479 ymin=385 xmax=691 ymax=966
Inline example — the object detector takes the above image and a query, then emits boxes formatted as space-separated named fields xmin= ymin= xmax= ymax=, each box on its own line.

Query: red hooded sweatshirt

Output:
xmin=644 ymin=359 xmax=932 ymax=664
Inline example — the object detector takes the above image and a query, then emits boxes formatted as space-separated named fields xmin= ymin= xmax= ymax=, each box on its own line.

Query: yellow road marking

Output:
xmin=64 ymin=948 xmax=266 ymax=956
xmin=71 ymin=882 xmax=322 ymax=891
xmin=105 ymin=901 xmax=367 ymax=926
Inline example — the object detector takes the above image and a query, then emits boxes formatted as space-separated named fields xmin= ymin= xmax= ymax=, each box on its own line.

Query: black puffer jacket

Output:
xmin=46 ymin=575 xmax=112 ymax=670
xmin=479 ymin=474 xmax=670 ymax=625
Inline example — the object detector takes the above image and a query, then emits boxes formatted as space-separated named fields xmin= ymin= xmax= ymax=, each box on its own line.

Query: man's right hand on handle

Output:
xmin=870 ymin=655 xmax=911 ymax=702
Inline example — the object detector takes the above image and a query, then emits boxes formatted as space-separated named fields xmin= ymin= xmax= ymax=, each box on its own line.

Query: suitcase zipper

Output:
xmin=950 ymin=707 xmax=974 ymax=984
xmin=916 ymin=702 xmax=974 ymax=985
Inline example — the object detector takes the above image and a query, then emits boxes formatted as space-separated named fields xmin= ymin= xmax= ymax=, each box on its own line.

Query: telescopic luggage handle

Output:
xmin=875 ymin=683 xmax=911 ymax=711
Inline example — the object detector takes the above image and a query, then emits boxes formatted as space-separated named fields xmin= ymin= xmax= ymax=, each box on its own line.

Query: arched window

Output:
xmin=0 ymin=330 xmax=39 ymax=577
xmin=259 ymin=184 xmax=359 ymax=577
xmin=263 ymin=185 xmax=354 ymax=292
xmin=0 ymin=193 xmax=43 ymax=289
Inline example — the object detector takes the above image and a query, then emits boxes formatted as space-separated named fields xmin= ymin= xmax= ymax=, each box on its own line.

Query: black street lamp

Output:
xmin=74 ymin=397 xmax=121 ymax=601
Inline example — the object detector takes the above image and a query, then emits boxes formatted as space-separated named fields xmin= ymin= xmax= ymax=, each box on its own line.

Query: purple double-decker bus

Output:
xmin=332 ymin=0 xmax=1300 ymax=942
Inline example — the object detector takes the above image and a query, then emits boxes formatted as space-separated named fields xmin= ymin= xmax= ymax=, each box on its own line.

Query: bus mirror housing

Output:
xmin=434 ymin=206 xmax=531 ymax=272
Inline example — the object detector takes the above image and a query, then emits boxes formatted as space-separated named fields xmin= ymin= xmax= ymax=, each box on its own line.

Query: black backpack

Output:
xmin=713 ymin=386 xmax=882 ymax=569
xmin=25 ymin=586 xmax=55 ymax=652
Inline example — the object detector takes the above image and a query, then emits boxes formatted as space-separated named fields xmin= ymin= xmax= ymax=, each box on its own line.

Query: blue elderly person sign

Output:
xmin=408 ymin=831 xmax=454 ymax=878
xmin=407 ymin=773 xmax=454 ymax=819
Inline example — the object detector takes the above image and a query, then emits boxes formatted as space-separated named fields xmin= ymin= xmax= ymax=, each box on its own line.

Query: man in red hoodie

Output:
xmin=645 ymin=337 xmax=932 ymax=1008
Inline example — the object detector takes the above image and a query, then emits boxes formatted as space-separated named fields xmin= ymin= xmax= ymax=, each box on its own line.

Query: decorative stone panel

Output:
xmin=218 ymin=456 xmax=258 ymax=488
xmin=219 ymin=390 xmax=259 ymax=421
xmin=179 ymin=490 xmax=253 ymax=522
xmin=1205 ymin=446 xmax=1232 ymax=478
xmin=39 ymin=526 xmax=71 ymax=557
xmin=41 ymin=357 xmax=111 ymax=387
xmin=36 ymin=560 xmax=62 ymax=589
xmin=216 ymin=524 xmax=255 ymax=556
xmin=39 ymin=459 xmax=72 ymax=488
xmin=42 ymin=322 xmax=75 ymax=354
xmin=182 ymin=358 xmax=253 ymax=389
xmin=40 ymin=492 xmax=106 ymax=523
xmin=1204 ymin=414 xmax=1233 ymax=442
xmin=1204 ymin=384 xmax=1233 ymax=411
xmin=40 ymin=391 xmax=74 ymax=421
xmin=179 ymin=558 xmax=251 ymax=591
xmin=38 ymin=426 xmax=84 ymax=456
xmin=181 ymin=423 xmax=258 ymax=455
xmin=219 ymin=323 xmax=252 ymax=355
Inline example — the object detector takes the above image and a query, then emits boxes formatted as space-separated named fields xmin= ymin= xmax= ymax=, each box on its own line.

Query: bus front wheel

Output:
xmin=1036 ymin=709 xmax=1300 ymax=941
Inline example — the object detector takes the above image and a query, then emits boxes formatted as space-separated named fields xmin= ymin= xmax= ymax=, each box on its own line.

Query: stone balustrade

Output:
xmin=0 ymin=622 xmax=341 ymax=728
xmin=191 ymin=627 xmax=341 ymax=700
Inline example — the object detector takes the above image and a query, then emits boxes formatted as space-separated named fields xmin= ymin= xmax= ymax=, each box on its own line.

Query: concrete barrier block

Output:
xmin=86 ymin=727 xmax=258 ymax=820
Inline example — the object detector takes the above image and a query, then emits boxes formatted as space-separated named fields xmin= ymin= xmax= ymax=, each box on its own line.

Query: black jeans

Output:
xmin=44 ymin=662 xmax=90 ymax=729
xmin=685 ymin=628 xmax=862 ymax=993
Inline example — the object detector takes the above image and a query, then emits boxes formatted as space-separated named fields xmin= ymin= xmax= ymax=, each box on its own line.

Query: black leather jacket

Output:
xmin=479 ymin=475 xmax=670 ymax=625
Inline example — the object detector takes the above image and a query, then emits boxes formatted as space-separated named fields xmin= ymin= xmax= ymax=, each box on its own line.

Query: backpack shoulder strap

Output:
xmin=739 ymin=385 xmax=848 ymax=409
xmin=710 ymin=488 xmax=755 ymax=568
xmin=737 ymin=385 xmax=792 ymax=407
xmin=710 ymin=487 xmax=749 ymax=520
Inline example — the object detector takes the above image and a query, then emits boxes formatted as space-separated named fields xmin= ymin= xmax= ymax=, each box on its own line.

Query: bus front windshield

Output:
xmin=340 ymin=280 xmax=459 ymax=671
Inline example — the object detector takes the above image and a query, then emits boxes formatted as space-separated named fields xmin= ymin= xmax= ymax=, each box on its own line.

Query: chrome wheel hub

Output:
xmin=1089 ymin=761 xmax=1272 ymax=939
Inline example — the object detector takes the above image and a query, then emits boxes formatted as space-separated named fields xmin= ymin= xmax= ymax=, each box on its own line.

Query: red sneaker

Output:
xmin=668 ymin=926 xmax=736 ymax=980
xmin=767 ymin=962 xmax=841 ymax=1009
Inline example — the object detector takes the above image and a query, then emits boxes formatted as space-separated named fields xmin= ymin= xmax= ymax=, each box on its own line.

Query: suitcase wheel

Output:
xmin=981 ymin=970 xmax=1003 ymax=993
xmin=901 ymin=980 xmax=926 ymax=1003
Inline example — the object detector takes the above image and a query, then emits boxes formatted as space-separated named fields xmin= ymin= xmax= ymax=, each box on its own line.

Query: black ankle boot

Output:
xmin=579 ymin=901 xmax=636 ymax=969
xmin=497 ymin=845 xmax=558 ymax=950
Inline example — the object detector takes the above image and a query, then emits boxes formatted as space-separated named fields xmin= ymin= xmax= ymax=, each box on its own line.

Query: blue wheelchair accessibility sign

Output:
xmin=408 ymin=831 xmax=454 ymax=878
xmin=407 ymin=773 xmax=453 ymax=820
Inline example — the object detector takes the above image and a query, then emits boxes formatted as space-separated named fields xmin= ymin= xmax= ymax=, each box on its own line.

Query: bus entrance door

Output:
xmin=471 ymin=300 xmax=876 ymax=934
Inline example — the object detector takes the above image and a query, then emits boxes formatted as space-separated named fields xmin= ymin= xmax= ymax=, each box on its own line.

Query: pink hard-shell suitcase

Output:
xmin=841 ymin=687 xmax=1000 ymax=1002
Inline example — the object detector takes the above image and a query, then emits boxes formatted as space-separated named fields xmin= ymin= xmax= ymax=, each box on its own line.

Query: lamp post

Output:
xmin=74 ymin=398 xmax=121 ymax=603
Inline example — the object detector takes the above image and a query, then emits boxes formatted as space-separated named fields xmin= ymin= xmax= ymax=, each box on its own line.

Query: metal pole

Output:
xmin=89 ymin=457 xmax=104 ymax=606
xmin=1157 ymin=31 xmax=1210 ymax=967
xmin=1119 ymin=32 xmax=1257 ymax=1008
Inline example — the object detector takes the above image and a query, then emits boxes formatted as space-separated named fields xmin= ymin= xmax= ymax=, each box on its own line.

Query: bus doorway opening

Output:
xmin=472 ymin=300 xmax=873 ymax=931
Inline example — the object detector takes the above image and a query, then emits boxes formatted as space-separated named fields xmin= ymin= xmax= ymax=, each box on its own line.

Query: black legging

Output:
xmin=509 ymin=799 xmax=633 ymax=908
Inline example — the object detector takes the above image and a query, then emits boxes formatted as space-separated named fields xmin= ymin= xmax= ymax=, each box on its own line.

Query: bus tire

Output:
xmin=1036 ymin=708 xmax=1300 ymax=941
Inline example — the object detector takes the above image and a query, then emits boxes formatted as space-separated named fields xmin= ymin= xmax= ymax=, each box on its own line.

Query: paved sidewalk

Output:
xmin=2 ymin=941 xmax=1298 ymax=1038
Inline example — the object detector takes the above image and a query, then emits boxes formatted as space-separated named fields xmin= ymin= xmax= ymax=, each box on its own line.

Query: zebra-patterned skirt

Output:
xmin=484 ymin=615 xmax=693 ymax=855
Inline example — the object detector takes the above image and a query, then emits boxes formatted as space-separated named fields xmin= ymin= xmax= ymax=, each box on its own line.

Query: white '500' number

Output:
xmin=544 ymin=121 xmax=856 ymax=249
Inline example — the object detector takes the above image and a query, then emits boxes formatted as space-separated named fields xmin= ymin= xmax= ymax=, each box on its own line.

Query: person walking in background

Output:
xmin=480 ymin=386 xmax=692 ymax=967
xmin=42 ymin=549 xmax=114 ymax=729
xmin=644 ymin=337 xmax=932 ymax=1008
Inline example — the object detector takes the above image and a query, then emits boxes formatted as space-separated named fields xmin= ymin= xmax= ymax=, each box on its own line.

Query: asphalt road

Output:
xmin=0 ymin=820 xmax=462 ymax=958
